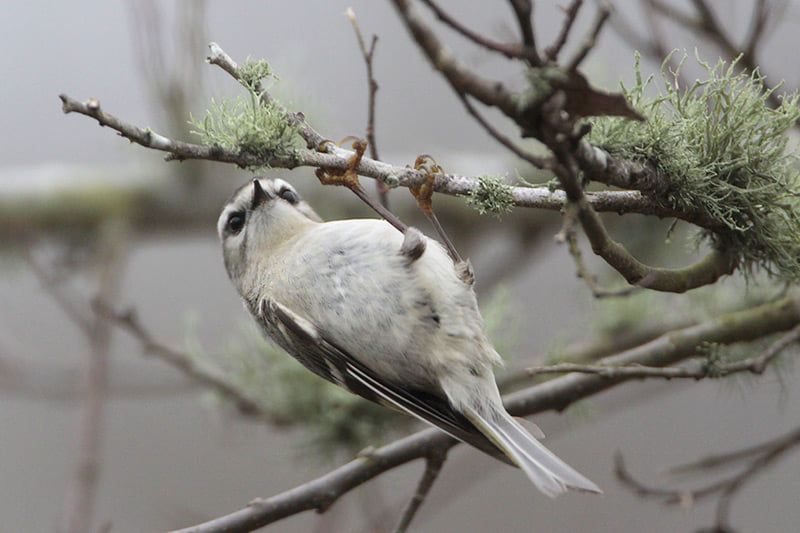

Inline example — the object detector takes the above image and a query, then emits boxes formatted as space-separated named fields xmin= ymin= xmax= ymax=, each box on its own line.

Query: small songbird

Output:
xmin=217 ymin=177 xmax=601 ymax=497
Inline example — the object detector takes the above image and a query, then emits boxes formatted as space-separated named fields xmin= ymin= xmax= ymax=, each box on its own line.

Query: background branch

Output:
xmin=94 ymin=302 xmax=288 ymax=425
xmin=616 ymin=423 xmax=800 ymax=531
xmin=58 ymin=226 xmax=127 ymax=533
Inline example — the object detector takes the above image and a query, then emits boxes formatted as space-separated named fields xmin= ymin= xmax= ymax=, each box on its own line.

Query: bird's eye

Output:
xmin=278 ymin=187 xmax=299 ymax=204
xmin=226 ymin=211 xmax=245 ymax=234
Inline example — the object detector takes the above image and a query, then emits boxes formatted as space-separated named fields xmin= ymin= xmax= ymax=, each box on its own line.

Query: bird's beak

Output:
xmin=251 ymin=179 xmax=270 ymax=210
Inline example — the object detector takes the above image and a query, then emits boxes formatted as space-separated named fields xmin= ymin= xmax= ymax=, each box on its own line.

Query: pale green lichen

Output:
xmin=190 ymin=59 xmax=300 ymax=168
xmin=466 ymin=175 xmax=515 ymax=218
xmin=237 ymin=58 xmax=274 ymax=92
xmin=588 ymin=52 xmax=800 ymax=282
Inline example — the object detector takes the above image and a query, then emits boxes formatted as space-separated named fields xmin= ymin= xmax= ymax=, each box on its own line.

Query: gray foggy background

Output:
xmin=2 ymin=1 xmax=800 ymax=532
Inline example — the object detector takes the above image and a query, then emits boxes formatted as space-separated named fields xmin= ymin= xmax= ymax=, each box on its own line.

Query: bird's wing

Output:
xmin=258 ymin=296 xmax=508 ymax=461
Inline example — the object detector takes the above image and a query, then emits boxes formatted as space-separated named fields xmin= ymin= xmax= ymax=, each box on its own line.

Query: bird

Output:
xmin=217 ymin=176 xmax=601 ymax=497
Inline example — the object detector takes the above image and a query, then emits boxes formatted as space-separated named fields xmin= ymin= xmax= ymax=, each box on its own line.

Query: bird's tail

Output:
xmin=464 ymin=406 xmax=602 ymax=497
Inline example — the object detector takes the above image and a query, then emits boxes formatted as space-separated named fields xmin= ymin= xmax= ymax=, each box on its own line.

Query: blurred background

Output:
xmin=2 ymin=1 xmax=800 ymax=531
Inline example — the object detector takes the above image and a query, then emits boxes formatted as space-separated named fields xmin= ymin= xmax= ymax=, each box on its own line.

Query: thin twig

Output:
xmin=544 ymin=0 xmax=584 ymax=61
xmin=346 ymin=8 xmax=391 ymax=209
xmin=508 ymin=0 xmax=541 ymax=65
xmin=456 ymin=93 xmax=552 ymax=170
xmin=558 ymin=206 xmax=639 ymax=299
xmin=392 ymin=449 xmax=448 ymax=533
xmin=389 ymin=0 xmax=519 ymax=118
xmin=526 ymin=323 xmax=800 ymax=379
xmin=206 ymin=42 xmax=323 ymax=148
xmin=419 ymin=0 xmax=532 ymax=60
xmin=566 ymin=2 xmax=611 ymax=70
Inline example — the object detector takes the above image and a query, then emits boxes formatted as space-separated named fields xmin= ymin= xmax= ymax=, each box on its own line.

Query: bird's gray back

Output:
xmin=259 ymin=219 xmax=496 ymax=387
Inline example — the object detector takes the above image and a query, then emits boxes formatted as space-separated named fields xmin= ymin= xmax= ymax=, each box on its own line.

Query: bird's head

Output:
xmin=218 ymin=177 xmax=321 ymax=286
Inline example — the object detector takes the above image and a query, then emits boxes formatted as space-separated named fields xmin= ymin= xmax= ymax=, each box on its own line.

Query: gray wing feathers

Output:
xmin=260 ymin=297 xmax=511 ymax=461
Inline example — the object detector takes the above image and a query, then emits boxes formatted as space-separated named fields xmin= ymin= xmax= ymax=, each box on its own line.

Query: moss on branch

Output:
xmin=190 ymin=59 xmax=300 ymax=167
xmin=589 ymin=53 xmax=800 ymax=283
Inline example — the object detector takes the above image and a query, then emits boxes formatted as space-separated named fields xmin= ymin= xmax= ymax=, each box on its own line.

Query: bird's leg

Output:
xmin=411 ymin=155 xmax=464 ymax=265
xmin=316 ymin=138 xmax=408 ymax=233
xmin=399 ymin=227 xmax=426 ymax=264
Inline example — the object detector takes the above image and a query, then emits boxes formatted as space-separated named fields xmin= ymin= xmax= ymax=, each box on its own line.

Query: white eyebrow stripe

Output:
xmin=272 ymin=178 xmax=293 ymax=194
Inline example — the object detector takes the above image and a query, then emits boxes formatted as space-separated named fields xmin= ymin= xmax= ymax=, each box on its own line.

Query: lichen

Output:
xmin=190 ymin=59 xmax=300 ymax=168
xmin=588 ymin=52 xmax=800 ymax=282
xmin=466 ymin=175 xmax=515 ymax=218
xmin=237 ymin=58 xmax=274 ymax=92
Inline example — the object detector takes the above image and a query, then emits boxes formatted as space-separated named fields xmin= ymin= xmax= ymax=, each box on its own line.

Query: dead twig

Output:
xmin=566 ymin=2 xmax=611 ymax=70
xmin=616 ymin=423 xmax=800 ymax=531
xmin=526 ymin=324 xmax=800 ymax=379
xmin=544 ymin=0 xmax=584 ymax=61
xmin=556 ymin=204 xmax=639 ymax=299
xmin=346 ymin=8 xmax=391 ymax=209
xmin=392 ymin=448 xmax=448 ymax=533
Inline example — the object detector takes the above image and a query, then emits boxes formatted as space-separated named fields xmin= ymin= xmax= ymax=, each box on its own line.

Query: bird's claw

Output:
xmin=315 ymin=137 xmax=367 ymax=190
xmin=410 ymin=154 xmax=441 ymax=214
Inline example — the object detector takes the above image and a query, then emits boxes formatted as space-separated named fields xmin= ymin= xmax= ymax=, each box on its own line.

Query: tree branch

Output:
xmin=58 ymin=93 xmax=720 ymax=230
xmin=544 ymin=0 xmax=584 ymax=61
xmin=558 ymin=206 xmax=639 ymax=298
xmin=525 ymin=322 xmax=800 ymax=379
xmin=171 ymin=296 xmax=800 ymax=532
xmin=456 ymin=93 xmax=552 ymax=170
xmin=565 ymin=2 xmax=610 ymax=70
xmin=392 ymin=448 xmax=448 ymax=533
xmin=346 ymin=8 xmax=391 ymax=208
xmin=508 ymin=0 xmax=541 ymax=65
xmin=543 ymin=93 xmax=735 ymax=292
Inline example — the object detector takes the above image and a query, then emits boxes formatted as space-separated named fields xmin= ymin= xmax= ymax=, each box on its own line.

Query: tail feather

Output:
xmin=465 ymin=407 xmax=602 ymax=497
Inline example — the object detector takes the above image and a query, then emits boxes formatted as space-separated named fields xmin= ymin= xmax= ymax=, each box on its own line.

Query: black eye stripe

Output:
xmin=278 ymin=187 xmax=299 ymax=204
